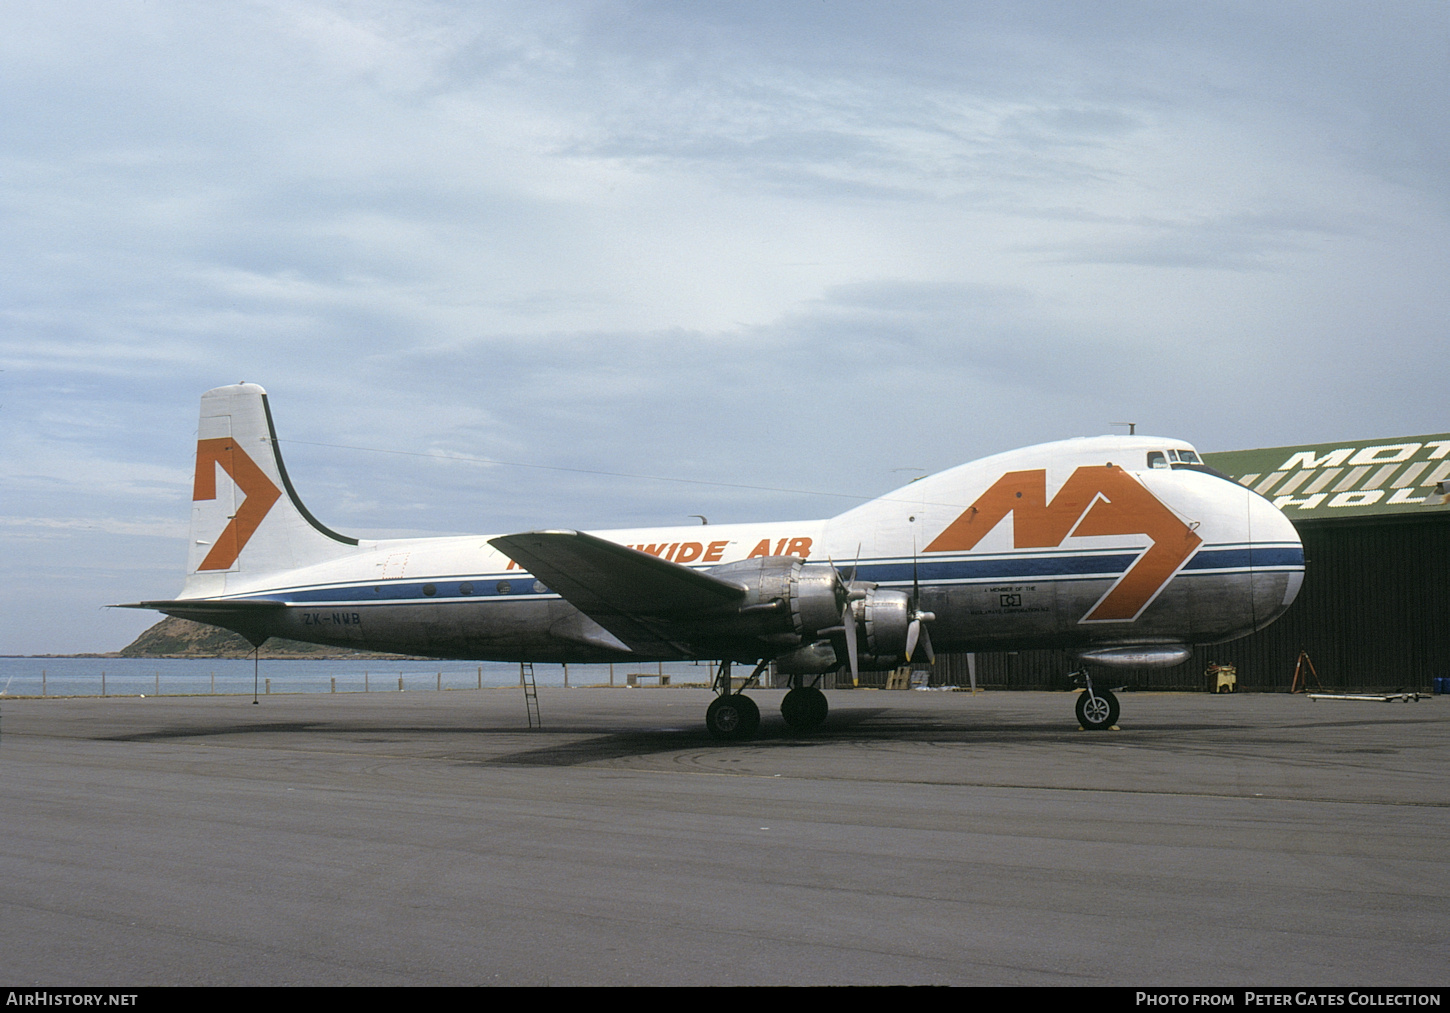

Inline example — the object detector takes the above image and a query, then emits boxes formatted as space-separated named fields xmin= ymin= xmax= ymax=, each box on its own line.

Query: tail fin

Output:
xmin=182 ymin=383 xmax=359 ymax=596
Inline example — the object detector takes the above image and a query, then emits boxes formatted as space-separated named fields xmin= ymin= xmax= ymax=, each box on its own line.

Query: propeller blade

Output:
xmin=843 ymin=602 xmax=859 ymax=684
xmin=827 ymin=555 xmax=866 ymax=607
xmin=911 ymin=539 xmax=920 ymax=607
xmin=827 ymin=556 xmax=847 ymax=606
xmin=907 ymin=538 xmax=935 ymax=665
xmin=919 ymin=621 xmax=935 ymax=665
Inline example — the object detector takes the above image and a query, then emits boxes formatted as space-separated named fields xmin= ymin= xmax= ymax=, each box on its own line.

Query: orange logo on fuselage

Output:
xmin=193 ymin=438 xmax=281 ymax=571
xmin=925 ymin=466 xmax=1201 ymax=622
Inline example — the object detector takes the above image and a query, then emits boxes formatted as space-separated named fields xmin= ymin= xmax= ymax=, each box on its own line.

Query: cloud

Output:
xmin=1 ymin=1 xmax=1446 ymax=652
xmin=0 ymin=516 xmax=187 ymax=540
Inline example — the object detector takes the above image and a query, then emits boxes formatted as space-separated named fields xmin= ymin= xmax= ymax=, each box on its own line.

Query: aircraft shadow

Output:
xmin=94 ymin=711 xmax=1264 ymax=768
xmin=482 ymin=708 xmax=1146 ymax=767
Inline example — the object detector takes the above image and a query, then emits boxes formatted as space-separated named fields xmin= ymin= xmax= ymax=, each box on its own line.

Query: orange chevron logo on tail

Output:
xmin=925 ymin=465 xmax=1202 ymax=622
xmin=193 ymin=438 xmax=281 ymax=570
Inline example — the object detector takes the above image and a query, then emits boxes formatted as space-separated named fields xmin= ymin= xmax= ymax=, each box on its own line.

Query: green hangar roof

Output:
xmin=1203 ymin=434 xmax=1450 ymax=523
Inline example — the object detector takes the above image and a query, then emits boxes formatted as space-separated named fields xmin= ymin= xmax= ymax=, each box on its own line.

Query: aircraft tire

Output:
xmin=780 ymin=687 xmax=829 ymax=731
xmin=1075 ymin=688 xmax=1120 ymax=730
xmin=707 ymin=694 xmax=761 ymax=741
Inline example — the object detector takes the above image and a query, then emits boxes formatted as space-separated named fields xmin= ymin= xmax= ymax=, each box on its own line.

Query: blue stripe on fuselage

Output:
xmin=216 ymin=543 xmax=1304 ymax=606
xmin=259 ymin=576 xmax=549 ymax=604
xmin=852 ymin=543 xmax=1302 ymax=585
xmin=852 ymin=553 xmax=1137 ymax=584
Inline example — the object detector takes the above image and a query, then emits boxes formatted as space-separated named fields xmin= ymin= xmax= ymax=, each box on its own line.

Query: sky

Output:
xmin=2 ymin=1 xmax=1446 ymax=655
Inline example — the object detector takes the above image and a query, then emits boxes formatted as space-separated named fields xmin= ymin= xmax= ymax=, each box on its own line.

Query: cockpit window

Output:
xmin=1167 ymin=447 xmax=1234 ymax=483
xmin=1147 ymin=451 xmax=1169 ymax=469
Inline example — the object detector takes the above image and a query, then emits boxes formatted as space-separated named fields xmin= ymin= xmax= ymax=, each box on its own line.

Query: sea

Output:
xmin=0 ymin=656 xmax=718 ymax=698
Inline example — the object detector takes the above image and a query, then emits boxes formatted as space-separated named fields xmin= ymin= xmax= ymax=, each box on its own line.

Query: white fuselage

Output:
xmin=160 ymin=386 xmax=1302 ymax=666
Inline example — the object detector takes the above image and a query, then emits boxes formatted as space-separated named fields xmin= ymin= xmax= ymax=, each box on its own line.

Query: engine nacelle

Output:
xmin=699 ymin=557 xmax=919 ymax=671
xmin=851 ymin=585 xmax=914 ymax=670
xmin=702 ymin=556 xmax=844 ymax=655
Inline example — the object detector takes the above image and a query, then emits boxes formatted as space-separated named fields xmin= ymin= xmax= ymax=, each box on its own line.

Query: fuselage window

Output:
xmin=496 ymin=581 xmax=511 ymax=595
xmin=459 ymin=582 xmax=474 ymax=596
xmin=422 ymin=583 xmax=436 ymax=596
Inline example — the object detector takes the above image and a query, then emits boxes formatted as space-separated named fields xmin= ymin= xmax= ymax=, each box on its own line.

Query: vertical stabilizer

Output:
xmin=182 ymin=383 xmax=359 ymax=597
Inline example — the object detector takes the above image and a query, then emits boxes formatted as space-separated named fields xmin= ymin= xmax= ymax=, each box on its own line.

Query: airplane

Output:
xmin=123 ymin=383 xmax=1305 ymax=740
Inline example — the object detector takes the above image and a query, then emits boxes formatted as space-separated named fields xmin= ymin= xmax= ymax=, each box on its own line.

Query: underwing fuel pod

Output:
xmin=125 ymin=384 xmax=1304 ymax=739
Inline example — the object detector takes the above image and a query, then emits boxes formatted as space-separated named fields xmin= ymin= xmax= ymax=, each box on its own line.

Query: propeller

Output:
xmin=843 ymin=595 xmax=861 ymax=685
xmin=828 ymin=547 xmax=866 ymax=685
xmin=904 ymin=541 xmax=935 ymax=665
xmin=827 ymin=541 xmax=934 ymax=680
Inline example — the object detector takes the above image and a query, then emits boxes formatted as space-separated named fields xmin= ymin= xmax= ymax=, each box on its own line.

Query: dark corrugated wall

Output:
xmin=922 ymin=516 xmax=1449 ymax=692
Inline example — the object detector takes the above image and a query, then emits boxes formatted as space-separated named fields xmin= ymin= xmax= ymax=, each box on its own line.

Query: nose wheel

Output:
xmin=1075 ymin=687 xmax=1119 ymax=730
xmin=1070 ymin=667 xmax=1120 ymax=730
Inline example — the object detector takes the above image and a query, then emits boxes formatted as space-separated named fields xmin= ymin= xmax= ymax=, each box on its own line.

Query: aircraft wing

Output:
xmin=488 ymin=529 xmax=748 ymax=657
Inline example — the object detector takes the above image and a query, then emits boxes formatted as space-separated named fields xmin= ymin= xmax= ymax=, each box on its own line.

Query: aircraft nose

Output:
xmin=1246 ymin=487 xmax=1305 ymax=627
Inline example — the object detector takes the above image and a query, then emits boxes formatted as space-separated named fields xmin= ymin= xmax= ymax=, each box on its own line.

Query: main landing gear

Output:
xmin=704 ymin=662 xmax=831 ymax=740
xmin=1070 ymin=668 xmax=1120 ymax=731
xmin=705 ymin=659 xmax=767 ymax=741
xmin=705 ymin=693 xmax=760 ymax=741
xmin=780 ymin=677 xmax=828 ymax=732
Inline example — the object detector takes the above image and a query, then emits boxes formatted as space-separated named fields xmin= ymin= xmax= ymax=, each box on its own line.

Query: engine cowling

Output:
xmin=699 ymin=557 xmax=923 ymax=673
xmin=853 ymin=585 xmax=914 ymax=670
xmin=702 ymin=556 xmax=842 ymax=651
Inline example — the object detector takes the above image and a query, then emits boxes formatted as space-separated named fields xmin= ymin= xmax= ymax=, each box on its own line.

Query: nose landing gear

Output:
xmin=1070 ymin=668 xmax=1120 ymax=730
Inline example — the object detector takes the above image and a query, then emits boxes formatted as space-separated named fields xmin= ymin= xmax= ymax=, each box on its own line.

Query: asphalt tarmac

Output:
xmin=1 ymin=687 xmax=1446 ymax=986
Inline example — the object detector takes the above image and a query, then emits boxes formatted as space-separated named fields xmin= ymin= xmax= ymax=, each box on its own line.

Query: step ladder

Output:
xmin=520 ymin=662 xmax=542 ymax=729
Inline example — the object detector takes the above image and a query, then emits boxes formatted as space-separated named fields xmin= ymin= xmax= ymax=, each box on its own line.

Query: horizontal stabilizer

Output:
xmin=113 ymin=598 xmax=286 ymax=648
xmin=489 ymin=530 xmax=747 ymax=656
xmin=117 ymin=599 xmax=286 ymax=612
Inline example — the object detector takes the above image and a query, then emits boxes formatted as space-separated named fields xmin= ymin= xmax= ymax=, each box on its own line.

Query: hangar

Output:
xmin=925 ymin=434 xmax=1450 ymax=693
